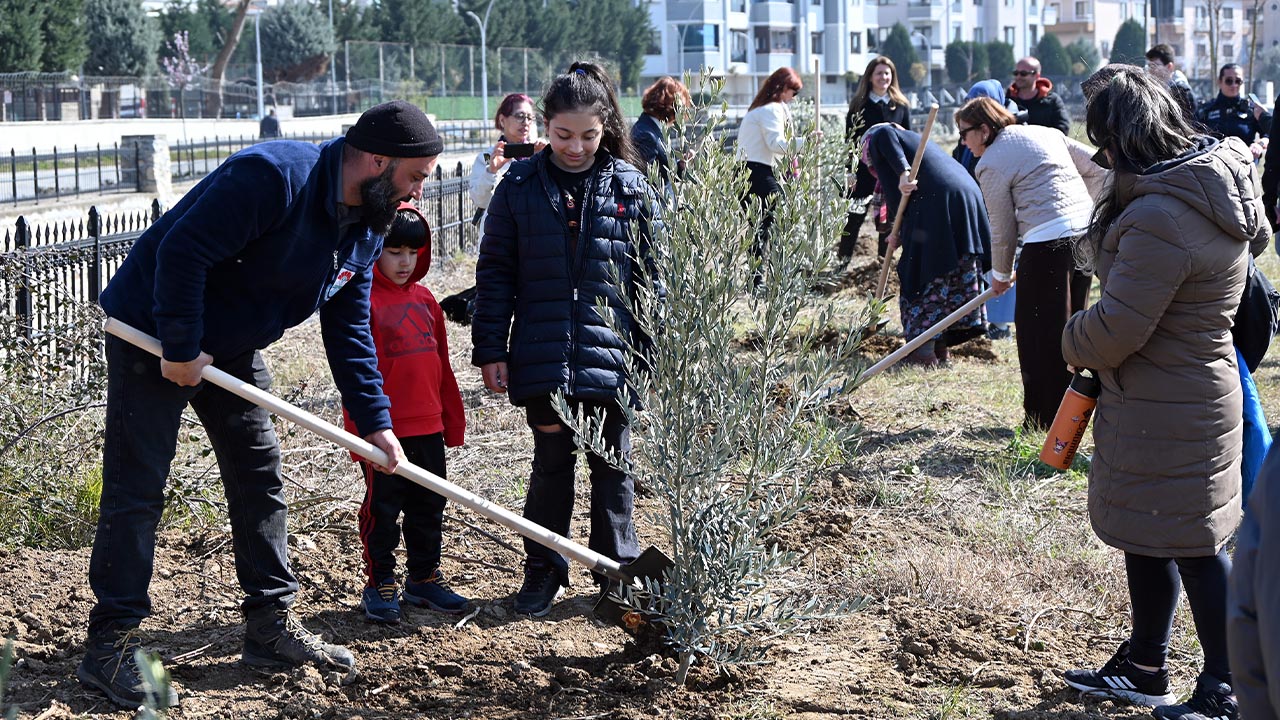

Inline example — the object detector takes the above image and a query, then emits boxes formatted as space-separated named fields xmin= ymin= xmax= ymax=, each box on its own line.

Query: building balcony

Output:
xmin=907 ymin=0 xmax=946 ymax=21
xmin=1053 ymin=16 xmax=1095 ymax=32
xmin=754 ymin=53 xmax=798 ymax=74
xmin=750 ymin=1 xmax=798 ymax=24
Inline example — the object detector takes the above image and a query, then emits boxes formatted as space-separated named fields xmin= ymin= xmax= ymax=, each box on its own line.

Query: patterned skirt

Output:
xmin=900 ymin=254 xmax=988 ymax=345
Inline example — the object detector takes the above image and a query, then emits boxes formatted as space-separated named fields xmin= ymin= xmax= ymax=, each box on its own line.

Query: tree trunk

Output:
xmin=1248 ymin=0 xmax=1262 ymax=87
xmin=205 ymin=0 xmax=252 ymax=119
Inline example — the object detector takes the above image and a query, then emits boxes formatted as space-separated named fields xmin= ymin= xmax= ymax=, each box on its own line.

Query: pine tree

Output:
xmin=260 ymin=1 xmax=336 ymax=82
xmin=1064 ymin=38 xmax=1100 ymax=77
xmin=41 ymin=0 xmax=88 ymax=73
xmin=880 ymin=23 xmax=919 ymax=88
xmin=84 ymin=0 xmax=161 ymax=76
xmin=1034 ymin=32 xmax=1071 ymax=77
xmin=1111 ymin=18 xmax=1146 ymax=65
xmin=986 ymin=40 xmax=1015 ymax=80
xmin=0 ymin=0 xmax=45 ymax=73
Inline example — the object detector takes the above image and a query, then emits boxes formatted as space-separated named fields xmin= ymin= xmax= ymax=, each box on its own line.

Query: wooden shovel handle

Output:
xmin=875 ymin=103 xmax=940 ymax=299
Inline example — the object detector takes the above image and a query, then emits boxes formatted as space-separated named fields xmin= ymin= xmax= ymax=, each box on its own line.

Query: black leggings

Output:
xmin=1015 ymin=240 xmax=1091 ymax=429
xmin=1125 ymin=549 xmax=1232 ymax=683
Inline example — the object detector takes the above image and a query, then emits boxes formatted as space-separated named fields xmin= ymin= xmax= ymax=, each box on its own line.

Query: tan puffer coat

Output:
xmin=1062 ymin=136 xmax=1269 ymax=557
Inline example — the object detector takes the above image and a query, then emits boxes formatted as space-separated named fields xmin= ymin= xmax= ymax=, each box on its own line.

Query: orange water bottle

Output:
xmin=1039 ymin=369 xmax=1101 ymax=469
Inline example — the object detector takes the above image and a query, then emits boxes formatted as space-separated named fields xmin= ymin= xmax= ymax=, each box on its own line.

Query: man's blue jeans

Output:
xmin=87 ymin=335 xmax=297 ymax=637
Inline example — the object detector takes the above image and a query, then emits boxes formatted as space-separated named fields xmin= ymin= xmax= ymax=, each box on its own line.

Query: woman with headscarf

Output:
xmin=862 ymin=123 xmax=992 ymax=366
xmin=839 ymin=56 xmax=911 ymax=266
xmin=1061 ymin=65 xmax=1268 ymax=720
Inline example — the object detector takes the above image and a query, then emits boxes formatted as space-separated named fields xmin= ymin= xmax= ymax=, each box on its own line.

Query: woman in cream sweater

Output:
xmin=954 ymin=96 xmax=1107 ymax=428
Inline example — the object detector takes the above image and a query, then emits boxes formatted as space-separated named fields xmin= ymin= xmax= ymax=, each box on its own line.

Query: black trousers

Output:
xmin=358 ymin=433 xmax=448 ymax=585
xmin=89 ymin=336 xmax=296 ymax=637
xmin=1126 ymin=549 xmax=1232 ymax=684
xmin=743 ymin=161 xmax=781 ymax=256
xmin=1015 ymin=240 xmax=1092 ymax=429
xmin=523 ymin=396 xmax=639 ymax=586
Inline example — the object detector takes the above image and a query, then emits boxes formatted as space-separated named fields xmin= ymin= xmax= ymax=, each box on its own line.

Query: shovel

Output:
xmin=856 ymin=279 xmax=1013 ymax=383
xmin=874 ymin=104 xmax=940 ymax=300
xmin=103 ymin=318 xmax=673 ymax=631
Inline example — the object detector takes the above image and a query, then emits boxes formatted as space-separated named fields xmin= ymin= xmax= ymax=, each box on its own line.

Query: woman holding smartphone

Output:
xmin=470 ymin=93 xmax=547 ymax=222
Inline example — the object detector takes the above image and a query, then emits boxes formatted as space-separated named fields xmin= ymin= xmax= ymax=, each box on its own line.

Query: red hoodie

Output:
xmin=343 ymin=202 xmax=465 ymax=449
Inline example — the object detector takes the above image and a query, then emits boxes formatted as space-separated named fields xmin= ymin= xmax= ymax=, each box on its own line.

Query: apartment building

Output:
xmin=639 ymin=0 xmax=1257 ymax=98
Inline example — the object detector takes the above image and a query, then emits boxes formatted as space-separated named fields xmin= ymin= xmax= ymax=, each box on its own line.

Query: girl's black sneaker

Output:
xmin=1152 ymin=673 xmax=1238 ymax=720
xmin=1063 ymin=640 xmax=1177 ymax=706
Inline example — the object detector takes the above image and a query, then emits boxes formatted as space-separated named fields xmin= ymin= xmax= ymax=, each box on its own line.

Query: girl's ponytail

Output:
xmin=541 ymin=61 xmax=638 ymax=166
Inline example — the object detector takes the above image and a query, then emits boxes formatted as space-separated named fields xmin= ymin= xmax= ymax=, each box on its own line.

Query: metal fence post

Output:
xmin=9 ymin=148 xmax=16 ymax=206
xmin=88 ymin=206 xmax=102 ymax=302
xmin=15 ymin=216 xmax=32 ymax=339
xmin=455 ymin=161 xmax=465 ymax=252
xmin=151 ymin=198 xmax=162 ymax=223
xmin=30 ymin=147 xmax=38 ymax=205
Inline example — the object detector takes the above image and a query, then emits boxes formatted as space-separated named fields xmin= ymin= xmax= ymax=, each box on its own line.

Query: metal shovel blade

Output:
xmin=593 ymin=545 xmax=675 ymax=631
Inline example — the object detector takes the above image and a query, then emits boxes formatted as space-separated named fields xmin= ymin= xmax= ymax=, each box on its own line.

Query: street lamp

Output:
xmin=465 ymin=0 xmax=497 ymax=121
xmin=329 ymin=0 xmax=338 ymax=114
xmin=248 ymin=1 xmax=266 ymax=120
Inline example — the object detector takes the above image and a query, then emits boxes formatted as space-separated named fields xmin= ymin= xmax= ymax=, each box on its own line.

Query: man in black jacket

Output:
xmin=1007 ymin=57 xmax=1071 ymax=134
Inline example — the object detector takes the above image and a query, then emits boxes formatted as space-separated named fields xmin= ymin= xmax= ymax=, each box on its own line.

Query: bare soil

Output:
xmin=0 ymin=229 xmax=1254 ymax=719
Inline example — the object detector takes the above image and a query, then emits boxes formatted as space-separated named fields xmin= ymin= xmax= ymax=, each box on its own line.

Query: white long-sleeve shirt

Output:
xmin=735 ymin=101 xmax=802 ymax=166
xmin=469 ymin=143 xmax=510 ymax=212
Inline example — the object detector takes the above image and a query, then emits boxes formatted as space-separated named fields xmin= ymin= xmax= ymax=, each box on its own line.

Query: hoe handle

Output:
xmin=103 ymin=318 xmax=628 ymax=581
xmin=858 ymin=278 xmax=1013 ymax=383
xmin=875 ymin=103 xmax=940 ymax=300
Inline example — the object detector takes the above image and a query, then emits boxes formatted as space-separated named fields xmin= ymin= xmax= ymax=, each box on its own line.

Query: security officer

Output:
xmin=1197 ymin=63 xmax=1271 ymax=161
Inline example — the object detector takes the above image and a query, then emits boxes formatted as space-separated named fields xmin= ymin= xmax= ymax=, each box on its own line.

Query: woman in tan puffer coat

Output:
xmin=1061 ymin=66 xmax=1268 ymax=720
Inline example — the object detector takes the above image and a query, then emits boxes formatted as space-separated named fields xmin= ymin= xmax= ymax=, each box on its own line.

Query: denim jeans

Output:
xmin=523 ymin=396 xmax=639 ymax=586
xmin=87 ymin=335 xmax=297 ymax=637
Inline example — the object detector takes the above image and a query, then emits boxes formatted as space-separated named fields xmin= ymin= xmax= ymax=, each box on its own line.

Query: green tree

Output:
xmin=0 ymin=0 xmax=45 ymax=73
xmin=1033 ymin=32 xmax=1071 ymax=76
xmin=84 ymin=0 xmax=161 ymax=75
xmin=333 ymin=0 xmax=380 ymax=44
xmin=378 ymin=0 xmax=465 ymax=46
xmin=1064 ymin=38 xmax=1100 ymax=77
xmin=260 ymin=0 xmax=336 ymax=82
xmin=945 ymin=41 xmax=988 ymax=83
xmin=880 ymin=23 xmax=919 ymax=88
xmin=986 ymin=40 xmax=1015 ymax=80
xmin=41 ymin=0 xmax=88 ymax=73
xmin=1111 ymin=18 xmax=1146 ymax=65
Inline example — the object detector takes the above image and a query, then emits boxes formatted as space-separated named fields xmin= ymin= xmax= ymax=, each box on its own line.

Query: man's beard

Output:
xmin=359 ymin=161 xmax=403 ymax=235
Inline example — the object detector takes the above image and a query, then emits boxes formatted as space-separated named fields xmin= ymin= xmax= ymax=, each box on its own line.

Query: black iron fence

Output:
xmin=4 ymin=127 xmax=493 ymax=206
xmin=2 ymin=163 xmax=478 ymax=351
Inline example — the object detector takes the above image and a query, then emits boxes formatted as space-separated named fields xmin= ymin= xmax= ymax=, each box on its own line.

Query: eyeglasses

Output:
xmin=509 ymin=112 xmax=537 ymax=122
xmin=957 ymin=125 xmax=981 ymax=139
xmin=1223 ymin=77 xmax=1244 ymax=85
xmin=1012 ymin=70 xmax=1037 ymax=77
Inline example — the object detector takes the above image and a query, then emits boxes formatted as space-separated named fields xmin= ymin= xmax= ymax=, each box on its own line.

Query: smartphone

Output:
xmin=1249 ymin=93 xmax=1264 ymax=107
xmin=504 ymin=142 xmax=537 ymax=159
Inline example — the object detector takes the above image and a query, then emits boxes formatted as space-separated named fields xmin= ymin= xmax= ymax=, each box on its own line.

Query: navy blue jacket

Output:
xmin=1228 ymin=441 xmax=1280 ymax=720
xmin=100 ymin=138 xmax=392 ymax=435
xmin=630 ymin=114 xmax=670 ymax=183
xmin=1198 ymin=93 xmax=1271 ymax=144
xmin=471 ymin=150 xmax=660 ymax=406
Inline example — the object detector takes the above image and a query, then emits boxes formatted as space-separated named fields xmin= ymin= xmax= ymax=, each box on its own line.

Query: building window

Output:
xmin=952 ymin=22 xmax=962 ymax=41
xmin=646 ymin=29 xmax=661 ymax=55
xmin=730 ymin=0 xmax=746 ymax=9
xmin=1224 ymin=6 xmax=1233 ymax=18
xmin=1224 ymin=43 xmax=1235 ymax=56
xmin=1246 ymin=8 xmax=1256 ymax=21
xmin=974 ymin=0 xmax=983 ymax=6
xmin=1196 ymin=42 xmax=1207 ymax=57
xmin=868 ymin=28 xmax=878 ymax=49
xmin=973 ymin=26 xmax=984 ymax=41
xmin=678 ymin=24 xmax=720 ymax=52
xmin=731 ymin=30 xmax=749 ymax=62
xmin=771 ymin=29 xmax=797 ymax=52
xmin=1030 ymin=24 xmax=1039 ymax=43
xmin=811 ymin=32 xmax=824 ymax=52
xmin=1075 ymin=0 xmax=1088 ymax=16
xmin=851 ymin=31 xmax=863 ymax=51
xmin=1004 ymin=26 xmax=1016 ymax=43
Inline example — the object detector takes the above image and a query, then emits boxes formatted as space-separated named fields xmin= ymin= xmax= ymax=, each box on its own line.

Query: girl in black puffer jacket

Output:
xmin=471 ymin=61 xmax=662 ymax=617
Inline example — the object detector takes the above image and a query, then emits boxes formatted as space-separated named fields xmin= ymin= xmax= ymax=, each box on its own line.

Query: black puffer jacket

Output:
xmin=471 ymin=149 xmax=661 ymax=406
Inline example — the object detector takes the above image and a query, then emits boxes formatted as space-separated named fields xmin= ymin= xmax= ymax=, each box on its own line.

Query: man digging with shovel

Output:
xmin=81 ymin=100 xmax=442 ymax=708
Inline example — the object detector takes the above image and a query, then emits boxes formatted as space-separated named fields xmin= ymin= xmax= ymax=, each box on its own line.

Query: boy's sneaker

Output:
xmin=1063 ymin=640 xmax=1177 ymax=706
xmin=361 ymin=578 xmax=402 ymax=624
xmin=514 ymin=562 xmax=566 ymax=617
xmin=1152 ymin=673 xmax=1238 ymax=720
xmin=242 ymin=609 xmax=356 ymax=675
xmin=77 ymin=628 xmax=180 ymax=709
xmin=403 ymin=569 xmax=470 ymax=615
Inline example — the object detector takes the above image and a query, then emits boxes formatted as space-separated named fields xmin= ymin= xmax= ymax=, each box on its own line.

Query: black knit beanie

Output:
xmin=345 ymin=100 xmax=443 ymax=157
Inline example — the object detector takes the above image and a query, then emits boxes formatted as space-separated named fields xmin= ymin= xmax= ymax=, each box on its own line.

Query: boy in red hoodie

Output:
xmin=344 ymin=202 xmax=467 ymax=623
